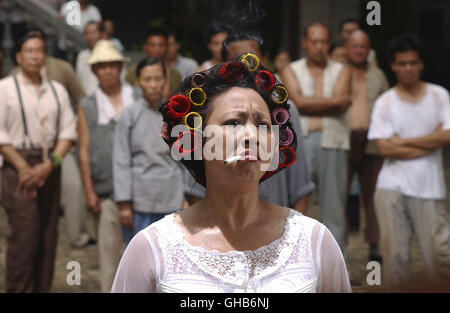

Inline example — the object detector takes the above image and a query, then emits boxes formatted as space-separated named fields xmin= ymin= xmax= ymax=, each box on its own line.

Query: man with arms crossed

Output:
xmin=368 ymin=34 xmax=450 ymax=288
xmin=281 ymin=22 xmax=352 ymax=252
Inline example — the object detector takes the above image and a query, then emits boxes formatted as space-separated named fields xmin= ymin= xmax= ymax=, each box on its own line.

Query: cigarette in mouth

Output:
xmin=224 ymin=155 xmax=243 ymax=164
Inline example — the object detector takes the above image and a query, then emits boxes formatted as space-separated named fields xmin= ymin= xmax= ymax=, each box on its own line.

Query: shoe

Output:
xmin=350 ymin=279 xmax=362 ymax=287
xmin=369 ymin=253 xmax=383 ymax=264
xmin=87 ymin=238 xmax=97 ymax=246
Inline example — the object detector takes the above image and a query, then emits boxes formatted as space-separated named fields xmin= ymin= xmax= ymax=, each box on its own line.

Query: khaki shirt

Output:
xmin=0 ymin=71 xmax=77 ymax=149
xmin=360 ymin=64 xmax=389 ymax=155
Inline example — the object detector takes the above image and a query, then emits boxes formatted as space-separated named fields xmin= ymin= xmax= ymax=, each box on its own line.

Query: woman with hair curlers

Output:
xmin=111 ymin=54 xmax=351 ymax=293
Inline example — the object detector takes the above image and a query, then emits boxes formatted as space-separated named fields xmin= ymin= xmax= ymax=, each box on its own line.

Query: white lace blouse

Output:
xmin=111 ymin=209 xmax=352 ymax=293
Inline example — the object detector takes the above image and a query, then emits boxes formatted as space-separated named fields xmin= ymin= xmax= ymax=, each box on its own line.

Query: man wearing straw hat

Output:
xmin=78 ymin=39 xmax=141 ymax=292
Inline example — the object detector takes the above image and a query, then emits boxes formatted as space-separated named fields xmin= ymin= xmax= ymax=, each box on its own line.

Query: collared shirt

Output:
xmin=0 ymin=71 xmax=77 ymax=150
xmin=95 ymin=83 xmax=135 ymax=125
xmin=174 ymin=55 xmax=199 ymax=79
xmin=10 ymin=56 xmax=86 ymax=113
xmin=113 ymin=97 xmax=185 ymax=214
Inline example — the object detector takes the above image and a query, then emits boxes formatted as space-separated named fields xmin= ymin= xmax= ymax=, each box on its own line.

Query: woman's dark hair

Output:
xmin=136 ymin=56 xmax=166 ymax=78
xmin=15 ymin=27 xmax=47 ymax=53
xmin=387 ymin=34 xmax=424 ymax=63
xmin=159 ymin=53 xmax=297 ymax=187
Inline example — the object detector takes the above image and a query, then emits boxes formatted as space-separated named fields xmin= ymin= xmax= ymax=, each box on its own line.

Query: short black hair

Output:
xmin=145 ymin=27 xmax=168 ymax=42
xmin=302 ymin=22 xmax=331 ymax=39
xmin=167 ymin=27 xmax=184 ymax=43
xmin=329 ymin=42 xmax=344 ymax=55
xmin=387 ymin=34 xmax=424 ymax=63
xmin=204 ymin=22 xmax=229 ymax=44
xmin=339 ymin=18 xmax=361 ymax=32
xmin=136 ymin=56 xmax=166 ymax=78
xmin=15 ymin=27 xmax=47 ymax=53
xmin=84 ymin=20 xmax=105 ymax=33
xmin=221 ymin=31 xmax=266 ymax=62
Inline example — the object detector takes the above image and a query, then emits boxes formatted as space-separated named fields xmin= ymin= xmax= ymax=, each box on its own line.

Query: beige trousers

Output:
xmin=95 ymin=199 xmax=124 ymax=293
xmin=60 ymin=151 xmax=90 ymax=247
xmin=374 ymin=189 xmax=450 ymax=289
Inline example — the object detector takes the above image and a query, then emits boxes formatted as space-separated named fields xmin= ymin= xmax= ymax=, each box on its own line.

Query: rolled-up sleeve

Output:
xmin=56 ymin=83 xmax=77 ymax=142
xmin=0 ymin=82 xmax=12 ymax=146
xmin=113 ymin=108 xmax=133 ymax=202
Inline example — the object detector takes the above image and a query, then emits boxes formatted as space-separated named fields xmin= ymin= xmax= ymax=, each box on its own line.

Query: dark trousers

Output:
xmin=1 ymin=149 xmax=61 ymax=293
xmin=346 ymin=130 xmax=383 ymax=244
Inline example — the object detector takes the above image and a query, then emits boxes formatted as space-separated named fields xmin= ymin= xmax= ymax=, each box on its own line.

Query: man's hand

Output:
xmin=85 ymin=189 xmax=101 ymax=215
xmin=18 ymin=161 xmax=53 ymax=199
xmin=389 ymin=134 xmax=405 ymax=146
xmin=118 ymin=202 xmax=133 ymax=229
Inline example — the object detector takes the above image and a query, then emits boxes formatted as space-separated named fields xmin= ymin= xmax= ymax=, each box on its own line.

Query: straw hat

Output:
xmin=88 ymin=39 xmax=129 ymax=65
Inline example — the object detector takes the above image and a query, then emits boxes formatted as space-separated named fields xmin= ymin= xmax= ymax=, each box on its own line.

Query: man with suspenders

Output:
xmin=0 ymin=30 xmax=76 ymax=292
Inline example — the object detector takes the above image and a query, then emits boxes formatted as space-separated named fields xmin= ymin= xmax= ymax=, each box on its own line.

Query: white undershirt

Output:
xmin=368 ymin=83 xmax=450 ymax=199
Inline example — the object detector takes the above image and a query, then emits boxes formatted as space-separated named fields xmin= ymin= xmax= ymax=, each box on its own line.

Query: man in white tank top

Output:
xmin=281 ymin=22 xmax=352 ymax=253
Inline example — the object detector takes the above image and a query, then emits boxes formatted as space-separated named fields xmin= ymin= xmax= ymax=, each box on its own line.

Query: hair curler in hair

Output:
xmin=272 ymin=107 xmax=290 ymax=125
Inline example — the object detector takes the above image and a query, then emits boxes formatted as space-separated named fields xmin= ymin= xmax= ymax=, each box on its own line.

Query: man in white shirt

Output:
xmin=368 ymin=34 xmax=450 ymax=289
xmin=76 ymin=21 xmax=104 ymax=96
xmin=0 ymin=29 xmax=76 ymax=292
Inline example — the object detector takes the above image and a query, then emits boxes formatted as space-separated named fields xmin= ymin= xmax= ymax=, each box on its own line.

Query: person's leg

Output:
xmin=34 ymin=167 xmax=61 ymax=292
xmin=360 ymin=154 xmax=383 ymax=261
xmin=318 ymin=148 xmax=348 ymax=253
xmin=346 ymin=131 xmax=366 ymax=237
xmin=60 ymin=151 xmax=90 ymax=247
xmin=374 ymin=189 xmax=412 ymax=289
xmin=407 ymin=197 xmax=450 ymax=283
xmin=2 ymin=165 xmax=40 ymax=292
xmin=303 ymin=132 xmax=320 ymax=211
xmin=98 ymin=199 xmax=124 ymax=292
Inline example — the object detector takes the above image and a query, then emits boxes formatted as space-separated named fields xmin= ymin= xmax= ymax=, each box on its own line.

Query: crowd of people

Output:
xmin=0 ymin=0 xmax=450 ymax=293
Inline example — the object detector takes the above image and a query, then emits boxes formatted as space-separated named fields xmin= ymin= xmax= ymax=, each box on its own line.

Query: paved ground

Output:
xmin=1 ymin=147 xmax=449 ymax=293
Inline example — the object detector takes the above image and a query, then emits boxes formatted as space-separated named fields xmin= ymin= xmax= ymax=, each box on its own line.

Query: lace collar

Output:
xmin=156 ymin=209 xmax=305 ymax=286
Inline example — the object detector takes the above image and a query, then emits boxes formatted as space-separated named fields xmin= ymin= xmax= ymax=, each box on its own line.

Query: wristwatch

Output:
xmin=50 ymin=153 xmax=62 ymax=168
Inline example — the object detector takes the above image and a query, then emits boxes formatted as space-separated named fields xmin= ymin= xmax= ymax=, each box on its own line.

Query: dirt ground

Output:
xmin=1 ymin=147 xmax=449 ymax=293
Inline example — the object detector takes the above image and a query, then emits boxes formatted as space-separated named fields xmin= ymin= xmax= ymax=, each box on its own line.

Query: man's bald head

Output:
xmin=302 ymin=22 xmax=331 ymax=65
xmin=346 ymin=29 xmax=371 ymax=66
xmin=303 ymin=22 xmax=331 ymax=41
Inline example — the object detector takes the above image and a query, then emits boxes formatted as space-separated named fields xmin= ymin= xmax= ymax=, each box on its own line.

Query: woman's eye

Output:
xmin=224 ymin=119 xmax=241 ymax=126
xmin=258 ymin=121 xmax=271 ymax=128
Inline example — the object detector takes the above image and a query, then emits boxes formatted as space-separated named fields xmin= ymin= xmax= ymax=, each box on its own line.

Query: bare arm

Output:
xmin=78 ymin=106 xmax=101 ymax=213
xmin=376 ymin=138 xmax=434 ymax=160
xmin=280 ymin=65 xmax=351 ymax=116
xmin=402 ymin=128 xmax=450 ymax=150
xmin=0 ymin=145 xmax=29 ymax=172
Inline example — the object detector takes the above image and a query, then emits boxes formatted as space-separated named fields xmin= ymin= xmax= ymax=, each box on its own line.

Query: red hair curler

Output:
xmin=174 ymin=130 xmax=199 ymax=155
xmin=279 ymin=146 xmax=296 ymax=168
xmin=219 ymin=61 xmax=245 ymax=82
xmin=167 ymin=94 xmax=191 ymax=119
xmin=255 ymin=70 xmax=275 ymax=91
